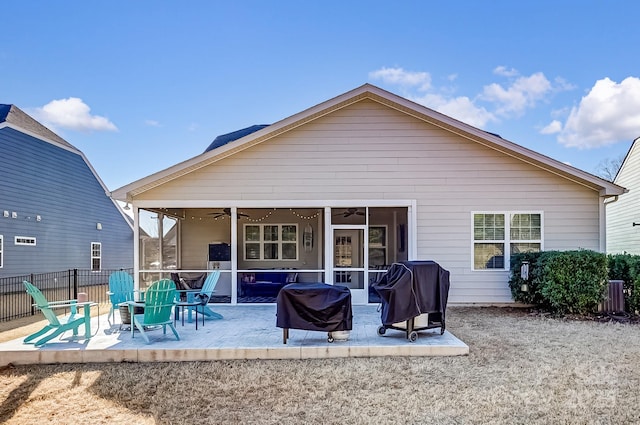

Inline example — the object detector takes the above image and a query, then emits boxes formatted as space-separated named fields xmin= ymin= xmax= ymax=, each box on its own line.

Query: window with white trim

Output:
xmin=15 ymin=236 xmax=36 ymax=246
xmin=0 ymin=235 xmax=3 ymax=268
xmin=91 ymin=242 xmax=102 ymax=271
xmin=244 ymin=224 xmax=298 ymax=261
xmin=473 ymin=212 xmax=542 ymax=270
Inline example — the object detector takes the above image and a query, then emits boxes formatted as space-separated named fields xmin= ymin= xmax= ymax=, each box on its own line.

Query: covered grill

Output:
xmin=276 ymin=282 xmax=352 ymax=343
xmin=372 ymin=260 xmax=450 ymax=342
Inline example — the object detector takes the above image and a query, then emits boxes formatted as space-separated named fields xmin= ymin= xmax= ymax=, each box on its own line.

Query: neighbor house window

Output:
xmin=244 ymin=224 xmax=298 ymax=261
xmin=0 ymin=235 xmax=3 ymax=268
xmin=473 ymin=212 xmax=542 ymax=270
xmin=15 ymin=236 xmax=36 ymax=246
xmin=91 ymin=242 xmax=102 ymax=271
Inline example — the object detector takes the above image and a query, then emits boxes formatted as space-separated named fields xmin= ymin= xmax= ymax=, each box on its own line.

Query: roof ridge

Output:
xmin=0 ymin=103 xmax=77 ymax=150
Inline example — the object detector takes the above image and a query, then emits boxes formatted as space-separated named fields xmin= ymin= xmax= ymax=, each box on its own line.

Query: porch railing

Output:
xmin=0 ymin=268 xmax=133 ymax=322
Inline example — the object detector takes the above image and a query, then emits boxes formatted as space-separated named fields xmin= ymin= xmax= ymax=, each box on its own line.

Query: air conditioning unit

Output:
xmin=600 ymin=280 xmax=625 ymax=314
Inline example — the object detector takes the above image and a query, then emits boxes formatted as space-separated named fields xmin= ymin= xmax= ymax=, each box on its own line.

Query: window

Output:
xmin=368 ymin=226 xmax=387 ymax=267
xmin=15 ymin=236 xmax=36 ymax=246
xmin=0 ymin=235 xmax=3 ymax=268
xmin=244 ymin=224 xmax=298 ymax=261
xmin=91 ymin=242 xmax=102 ymax=271
xmin=473 ymin=212 xmax=542 ymax=270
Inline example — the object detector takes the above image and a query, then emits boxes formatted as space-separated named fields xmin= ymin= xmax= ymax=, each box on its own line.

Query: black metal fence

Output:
xmin=0 ymin=268 xmax=133 ymax=322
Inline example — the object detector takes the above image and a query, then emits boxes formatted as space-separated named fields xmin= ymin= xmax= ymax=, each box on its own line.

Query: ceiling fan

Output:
xmin=333 ymin=208 xmax=365 ymax=217
xmin=208 ymin=208 xmax=250 ymax=219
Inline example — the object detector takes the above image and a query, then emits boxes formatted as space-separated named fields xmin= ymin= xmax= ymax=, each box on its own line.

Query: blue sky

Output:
xmin=2 ymin=1 xmax=639 ymax=190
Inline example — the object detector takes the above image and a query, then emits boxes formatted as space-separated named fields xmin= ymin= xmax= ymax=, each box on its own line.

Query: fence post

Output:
xmin=30 ymin=273 xmax=35 ymax=316
xmin=73 ymin=269 xmax=79 ymax=299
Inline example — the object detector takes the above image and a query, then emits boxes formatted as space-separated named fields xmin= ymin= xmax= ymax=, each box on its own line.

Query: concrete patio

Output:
xmin=0 ymin=305 xmax=468 ymax=366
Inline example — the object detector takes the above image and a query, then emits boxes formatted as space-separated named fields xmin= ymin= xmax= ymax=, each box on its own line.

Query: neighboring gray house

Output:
xmin=607 ymin=137 xmax=639 ymax=254
xmin=0 ymin=104 xmax=133 ymax=277
xmin=112 ymin=84 xmax=625 ymax=305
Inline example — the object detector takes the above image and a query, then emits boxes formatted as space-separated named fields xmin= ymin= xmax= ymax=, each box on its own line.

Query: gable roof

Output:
xmin=1 ymin=103 xmax=134 ymax=229
xmin=0 ymin=104 xmax=78 ymax=152
xmin=204 ymin=124 xmax=270 ymax=153
xmin=112 ymin=83 xmax=626 ymax=200
xmin=613 ymin=136 xmax=640 ymax=184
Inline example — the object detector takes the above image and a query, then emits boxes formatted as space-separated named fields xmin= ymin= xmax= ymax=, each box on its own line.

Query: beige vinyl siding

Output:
xmin=138 ymin=99 xmax=603 ymax=303
xmin=607 ymin=141 xmax=640 ymax=254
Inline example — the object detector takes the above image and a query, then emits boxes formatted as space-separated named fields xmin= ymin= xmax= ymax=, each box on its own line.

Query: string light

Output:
xmin=181 ymin=208 xmax=322 ymax=222
xmin=289 ymin=208 xmax=322 ymax=220
xmin=245 ymin=209 xmax=276 ymax=222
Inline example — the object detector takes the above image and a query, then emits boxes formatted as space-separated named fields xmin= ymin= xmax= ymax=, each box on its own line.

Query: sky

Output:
xmin=2 ymin=1 xmax=640 ymax=190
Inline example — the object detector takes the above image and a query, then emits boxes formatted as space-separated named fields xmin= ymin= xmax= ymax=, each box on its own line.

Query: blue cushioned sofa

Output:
xmin=240 ymin=270 xmax=298 ymax=297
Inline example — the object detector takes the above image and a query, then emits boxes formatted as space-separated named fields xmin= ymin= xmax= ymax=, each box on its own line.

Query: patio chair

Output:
xmin=131 ymin=279 xmax=180 ymax=344
xmin=107 ymin=271 xmax=136 ymax=323
xmin=22 ymin=281 xmax=95 ymax=347
xmin=176 ymin=270 xmax=223 ymax=322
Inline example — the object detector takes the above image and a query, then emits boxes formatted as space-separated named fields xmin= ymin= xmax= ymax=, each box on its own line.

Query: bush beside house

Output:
xmin=509 ymin=250 xmax=610 ymax=315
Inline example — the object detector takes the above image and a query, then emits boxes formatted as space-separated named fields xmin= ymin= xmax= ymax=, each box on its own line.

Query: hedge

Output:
xmin=509 ymin=250 xmax=608 ymax=315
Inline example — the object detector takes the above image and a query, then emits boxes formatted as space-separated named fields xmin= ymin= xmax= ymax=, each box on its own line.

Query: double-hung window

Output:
xmin=473 ymin=212 xmax=542 ymax=270
xmin=91 ymin=242 xmax=102 ymax=271
xmin=244 ymin=224 xmax=298 ymax=261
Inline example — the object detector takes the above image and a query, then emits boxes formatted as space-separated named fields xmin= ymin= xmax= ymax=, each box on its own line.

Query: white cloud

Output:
xmin=145 ymin=119 xmax=161 ymax=127
xmin=369 ymin=67 xmax=431 ymax=91
xmin=31 ymin=98 xmax=117 ymax=132
xmin=493 ymin=66 xmax=519 ymax=78
xmin=481 ymin=72 xmax=553 ymax=116
xmin=411 ymin=93 xmax=495 ymax=128
xmin=540 ymin=120 xmax=563 ymax=135
xmin=369 ymin=65 xmax=572 ymax=132
xmin=558 ymin=77 xmax=640 ymax=148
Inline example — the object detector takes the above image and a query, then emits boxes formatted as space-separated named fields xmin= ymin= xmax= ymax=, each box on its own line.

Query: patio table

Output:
xmin=174 ymin=301 xmax=204 ymax=330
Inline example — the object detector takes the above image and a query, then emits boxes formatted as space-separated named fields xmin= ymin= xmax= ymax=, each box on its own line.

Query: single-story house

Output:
xmin=111 ymin=84 xmax=625 ymax=305
xmin=0 ymin=104 xmax=133 ymax=277
xmin=606 ymin=136 xmax=640 ymax=254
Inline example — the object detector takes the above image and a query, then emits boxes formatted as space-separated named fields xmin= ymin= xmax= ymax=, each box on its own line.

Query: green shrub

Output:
xmin=509 ymin=252 xmax=545 ymax=306
xmin=608 ymin=253 xmax=640 ymax=314
xmin=510 ymin=250 xmax=610 ymax=315
xmin=539 ymin=250 xmax=608 ymax=315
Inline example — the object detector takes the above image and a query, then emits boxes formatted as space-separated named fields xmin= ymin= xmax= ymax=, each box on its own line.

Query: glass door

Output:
xmin=332 ymin=227 xmax=367 ymax=304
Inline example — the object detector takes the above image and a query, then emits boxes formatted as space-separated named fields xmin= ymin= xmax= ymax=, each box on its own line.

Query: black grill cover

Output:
xmin=276 ymin=283 xmax=353 ymax=332
xmin=372 ymin=261 xmax=450 ymax=326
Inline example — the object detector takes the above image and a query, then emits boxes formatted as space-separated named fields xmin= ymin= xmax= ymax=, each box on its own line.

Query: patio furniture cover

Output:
xmin=276 ymin=283 xmax=353 ymax=332
xmin=372 ymin=261 xmax=450 ymax=326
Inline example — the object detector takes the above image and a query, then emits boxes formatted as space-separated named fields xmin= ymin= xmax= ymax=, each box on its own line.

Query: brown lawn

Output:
xmin=1 ymin=307 xmax=639 ymax=424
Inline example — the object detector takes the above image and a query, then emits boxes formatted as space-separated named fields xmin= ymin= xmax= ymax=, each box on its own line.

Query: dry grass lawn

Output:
xmin=1 ymin=307 xmax=640 ymax=424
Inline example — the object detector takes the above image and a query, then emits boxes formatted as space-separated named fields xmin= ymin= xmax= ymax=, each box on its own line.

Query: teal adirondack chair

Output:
xmin=130 ymin=279 xmax=180 ymax=344
xmin=107 ymin=271 xmax=136 ymax=323
xmin=176 ymin=270 xmax=223 ymax=323
xmin=23 ymin=281 xmax=95 ymax=347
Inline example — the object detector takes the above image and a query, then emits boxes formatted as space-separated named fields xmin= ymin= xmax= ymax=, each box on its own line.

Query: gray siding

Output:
xmin=0 ymin=127 xmax=133 ymax=276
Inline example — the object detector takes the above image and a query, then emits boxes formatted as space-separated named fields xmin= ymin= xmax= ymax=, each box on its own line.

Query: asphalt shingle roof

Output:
xmin=204 ymin=124 xmax=269 ymax=153
xmin=0 ymin=104 xmax=76 ymax=150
